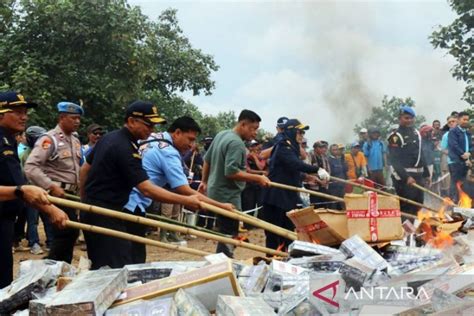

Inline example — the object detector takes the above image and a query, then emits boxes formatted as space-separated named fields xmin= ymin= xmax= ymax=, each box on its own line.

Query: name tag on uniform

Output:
xmin=2 ymin=150 xmax=14 ymax=156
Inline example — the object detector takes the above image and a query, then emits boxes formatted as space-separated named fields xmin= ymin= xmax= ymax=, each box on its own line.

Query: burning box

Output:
xmin=112 ymin=261 xmax=242 ymax=312
xmin=344 ymin=192 xmax=404 ymax=242
xmin=286 ymin=206 xmax=348 ymax=246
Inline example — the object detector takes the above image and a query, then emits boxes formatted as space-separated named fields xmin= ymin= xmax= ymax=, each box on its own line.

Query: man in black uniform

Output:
xmin=388 ymin=106 xmax=430 ymax=215
xmin=0 ymin=91 xmax=68 ymax=288
xmin=79 ymin=100 xmax=201 ymax=270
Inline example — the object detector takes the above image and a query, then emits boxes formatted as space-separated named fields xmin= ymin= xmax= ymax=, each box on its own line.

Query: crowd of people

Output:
xmin=0 ymin=90 xmax=472 ymax=289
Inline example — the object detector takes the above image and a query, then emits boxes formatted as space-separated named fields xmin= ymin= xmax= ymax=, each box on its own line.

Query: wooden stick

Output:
xmin=200 ymin=202 xmax=297 ymax=241
xmin=62 ymin=193 xmax=296 ymax=241
xmin=269 ymin=181 xmax=344 ymax=202
xmin=330 ymin=176 xmax=438 ymax=213
xmin=66 ymin=220 xmax=210 ymax=257
xmin=272 ymin=180 xmax=418 ymax=219
xmin=49 ymin=196 xmax=287 ymax=257
xmin=411 ymin=183 xmax=455 ymax=206
xmin=64 ymin=193 xmax=80 ymax=201
xmin=189 ymin=150 xmax=196 ymax=172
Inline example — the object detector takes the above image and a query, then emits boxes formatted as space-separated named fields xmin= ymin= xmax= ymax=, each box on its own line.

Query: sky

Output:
xmin=130 ymin=0 xmax=467 ymax=143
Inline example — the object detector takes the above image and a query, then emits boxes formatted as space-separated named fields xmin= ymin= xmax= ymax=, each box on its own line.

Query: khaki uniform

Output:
xmin=24 ymin=124 xmax=81 ymax=263
xmin=25 ymin=125 xmax=81 ymax=191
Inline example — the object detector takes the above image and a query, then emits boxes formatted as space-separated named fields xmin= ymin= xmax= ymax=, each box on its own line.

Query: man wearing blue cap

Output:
xmin=0 ymin=91 xmax=68 ymax=287
xmin=25 ymin=101 xmax=83 ymax=262
xmin=388 ymin=105 xmax=430 ymax=216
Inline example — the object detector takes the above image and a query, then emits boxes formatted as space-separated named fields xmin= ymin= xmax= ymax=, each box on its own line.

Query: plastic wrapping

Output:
xmin=340 ymin=235 xmax=390 ymax=270
xmin=0 ymin=260 xmax=72 ymax=314
xmin=39 ymin=268 xmax=128 ymax=315
xmin=216 ymin=295 xmax=276 ymax=315
xmin=287 ymin=254 xmax=346 ymax=273
xmin=288 ymin=241 xmax=341 ymax=258
xmin=174 ymin=288 xmax=210 ymax=316
xmin=238 ymin=261 xmax=269 ymax=296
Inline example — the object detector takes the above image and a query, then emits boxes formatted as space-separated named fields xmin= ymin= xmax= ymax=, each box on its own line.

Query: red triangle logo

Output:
xmin=312 ymin=280 xmax=340 ymax=308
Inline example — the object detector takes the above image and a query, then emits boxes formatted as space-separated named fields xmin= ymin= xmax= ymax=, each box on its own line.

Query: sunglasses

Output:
xmin=93 ymin=131 xmax=104 ymax=136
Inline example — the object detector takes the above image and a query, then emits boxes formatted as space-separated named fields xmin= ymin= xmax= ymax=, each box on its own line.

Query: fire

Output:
xmin=457 ymin=181 xmax=472 ymax=208
xmin=417 ymin=207 xmax=454 ymax=249
xmin=427 ymin=230 xmax=454 ymax=249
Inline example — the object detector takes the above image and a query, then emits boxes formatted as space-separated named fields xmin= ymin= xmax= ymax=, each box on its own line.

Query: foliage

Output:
xmin=354 ymin=96 xmax=426 ymax=140
xmin=430 ymin=0 xmax=473 ymax=105
xmin=0 ymin=0 xmax=224 ymax=136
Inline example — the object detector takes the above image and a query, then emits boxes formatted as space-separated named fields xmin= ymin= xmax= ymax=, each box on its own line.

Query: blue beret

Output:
xmin=400 ymin=105 xmax=415 ymax=117
xmin=57 ymin=102 xmax=84 ymax=115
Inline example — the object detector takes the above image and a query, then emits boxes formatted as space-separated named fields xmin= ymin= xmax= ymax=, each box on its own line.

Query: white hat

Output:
xmin=359 ymin=128 xmax=368 ymax=133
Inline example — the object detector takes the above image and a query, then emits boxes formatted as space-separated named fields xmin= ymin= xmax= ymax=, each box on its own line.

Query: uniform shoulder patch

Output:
xmin=42 ymin=138 xmax=52 ymax=150
xmin=387 ymin=133 xmax=401 ymax=147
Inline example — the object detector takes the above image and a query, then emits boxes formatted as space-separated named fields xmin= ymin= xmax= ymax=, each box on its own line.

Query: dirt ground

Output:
xmin=12 ymin=224 xmax=266 ymax=278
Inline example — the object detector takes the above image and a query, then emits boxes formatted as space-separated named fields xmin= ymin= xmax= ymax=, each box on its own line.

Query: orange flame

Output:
xmin=276 ymin=242 xmax=285 ymax=252
xmin=428 ymin=230 xmax=454 ymax=249
xmin=457 ymin=181 xmax=472 ymax=208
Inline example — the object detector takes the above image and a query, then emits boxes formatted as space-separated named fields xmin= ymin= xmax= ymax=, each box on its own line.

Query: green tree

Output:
xmin=0 ymin=1 xmax=219 ymax=131
xmin=430 ymin=0 xmax=473 ymax=105
xmin=354 ymin=96 xmax=426 ymax=140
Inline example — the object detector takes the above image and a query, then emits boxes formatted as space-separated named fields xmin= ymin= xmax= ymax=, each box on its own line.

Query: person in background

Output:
xmin=241 ymin=140 xmax=266 ymax=229
xmin=20 ymin=126 xmax=54 ymax=255
xmin=82 ymin=123 xmax=104 ymax=158
xmin=201 ymin=136 xmax=213 ymax=158
xmin=16 ymin=132 xmax=28 ymax=157
xmin=420 ymin=125 xmax=435 ymax=188
xmin=358 ymin=128 xmax=368 ymax=147
xmin=328 ymin=144 xmax=347 ymax=209
xmin=432 ymin=136 xmax=442 ymax=195
xmin=440 ymin=115 xmax=457 ymax=197
xmin=260 ymin=116 xmax=289 ymax=160
xmin=363 ymin=128 xmax=387 ymax=189
xmin=432 ymin=119 xmax=442 ymax=139
xmin=448 ymin=111 xmax=472 ymax=202
xmin=344 ymin=142 xmax=368 ymax=192
xmin=308 ymin=141 xmax=331 ymax=206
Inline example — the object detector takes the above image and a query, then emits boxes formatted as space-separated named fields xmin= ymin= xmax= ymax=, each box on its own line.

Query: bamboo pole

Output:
xmin=269 ymin=181 xmax=344 ymax=202
xmin=49 ymin=196 xmax=287 ymax=257
xmin=64 ymin=193 xmax=80 ymax=201
xmin=411 ymin=183 xmax=455 ymax=206
xmin=66 ymin=220 xmax=210 ymax=257
xmin=200 ymin=202 xmax=297 ymax=241
xmin=270 ymin=179 xmax=420 ymax=220
xmin=62 ymin=193 xmax=297 ymax=241
xmin=330 ymin=176 xmax=438 ymax=213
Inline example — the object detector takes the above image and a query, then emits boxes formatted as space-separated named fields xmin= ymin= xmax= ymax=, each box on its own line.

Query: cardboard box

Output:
xmin=344 ymin=192 xmax=403 ymax=242
xmin=287 ymin=206 xmax=348 ymax=246
xmin=112 ymin=261 xmax=242 ymax=311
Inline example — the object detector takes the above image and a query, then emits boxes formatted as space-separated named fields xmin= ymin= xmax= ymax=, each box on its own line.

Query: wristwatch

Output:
xmin=14 ymin=185 xmax=24 ymax=200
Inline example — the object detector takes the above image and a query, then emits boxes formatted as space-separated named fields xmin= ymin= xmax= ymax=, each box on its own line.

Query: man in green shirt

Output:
xmin=200 ymin=110 xmax=270 ymax=257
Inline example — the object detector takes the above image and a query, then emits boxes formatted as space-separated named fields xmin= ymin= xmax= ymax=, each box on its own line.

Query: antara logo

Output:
xmin=344 ymin=286 xmax=429 ymax=301
xmin=312 ymin=280 xmax=340 ymax=308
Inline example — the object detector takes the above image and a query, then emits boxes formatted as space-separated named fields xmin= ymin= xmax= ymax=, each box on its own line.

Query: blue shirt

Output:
xmin=441 ymin=131 xmax=453 ymax=164
xmin=362 ymin=139 xmax=386 ymax=171
xmin=124 ymin=132 xmax=188 ymax=213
